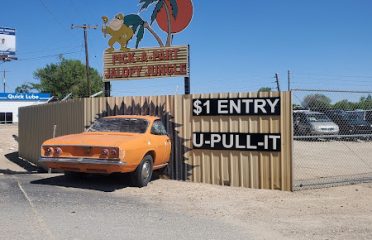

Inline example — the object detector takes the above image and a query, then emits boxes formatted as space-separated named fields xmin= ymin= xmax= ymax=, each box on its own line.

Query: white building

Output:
xmin=0 ymin=92 xmax=51 ymax=123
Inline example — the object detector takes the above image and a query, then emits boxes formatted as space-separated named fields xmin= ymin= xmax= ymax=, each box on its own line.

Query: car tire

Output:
xmin=131 ymin=155 xmax=153 ymax=188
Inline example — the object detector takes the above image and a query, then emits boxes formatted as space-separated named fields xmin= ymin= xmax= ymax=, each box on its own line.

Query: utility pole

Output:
xmin=3 ymin=70 xmax=5 ymax=93
xmin=287 ymin=70 xmax=291 ymax=91
xmin=71 ymin=24 xmax=97 ymax=97
xmin=275 ymin=73 xmax=281 ymax=92
xmin=1 ymin=70 xmax=10 ymax=93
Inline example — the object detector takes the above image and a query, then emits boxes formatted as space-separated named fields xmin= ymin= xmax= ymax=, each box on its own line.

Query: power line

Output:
xmin=18 ymin=51 xmax=81 ymax=61
xmin=38 ymin=0 xmax=82 ymax=48
xmin=291 ymin=79 xmax=372 ymax=84
xmin=17 ymin=44 xmax=82 ymax=56
xmin=295 ymin=72 xmax=372 ymax=79
xmin=38 ymin=0 xmax=67 ymax=29
xmin=291 ymin=88 xmax=372 ymax=94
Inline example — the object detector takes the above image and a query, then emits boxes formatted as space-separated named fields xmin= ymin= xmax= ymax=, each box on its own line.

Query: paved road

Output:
xmin=0 ymin=173 xmax=252 ymax=240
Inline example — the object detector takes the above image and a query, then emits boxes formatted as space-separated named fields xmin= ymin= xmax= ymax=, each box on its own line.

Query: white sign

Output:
xmin=0 ymin=27 xmax=16 ymax=56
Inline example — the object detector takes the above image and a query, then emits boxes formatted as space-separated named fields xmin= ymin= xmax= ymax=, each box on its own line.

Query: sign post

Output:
xmin=104 ymin=82 xmax=111 ymax=97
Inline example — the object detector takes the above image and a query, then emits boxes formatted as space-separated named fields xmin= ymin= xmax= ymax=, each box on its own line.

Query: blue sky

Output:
xmin=1 ymin=0 xmax=372 ymax=102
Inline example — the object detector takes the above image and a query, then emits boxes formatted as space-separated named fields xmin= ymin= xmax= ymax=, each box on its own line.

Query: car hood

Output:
xmin=43 ymin=132 xmax=144 ymax=147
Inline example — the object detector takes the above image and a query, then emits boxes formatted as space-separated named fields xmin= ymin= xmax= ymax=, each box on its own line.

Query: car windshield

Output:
xmin=306 ymin=113 xmax=331 ymax=122
xmin=346 ymin=113 xmax=368 ymax=125
xmin=88 ymin=118 xmax=148 ymax=133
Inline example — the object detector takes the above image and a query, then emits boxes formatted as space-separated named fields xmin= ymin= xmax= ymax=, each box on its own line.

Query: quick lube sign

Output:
xmin=0 ymin=93 xmax=51 ymax=101
xmin=192 ymin=97 xmax=281 ymax=152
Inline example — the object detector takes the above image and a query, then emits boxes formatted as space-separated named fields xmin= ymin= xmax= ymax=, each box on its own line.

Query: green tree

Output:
xmin=333 ymin=99 xmax=355 ymax=110
xmin=302 ymin=94 xmax=332 ymax=111
xmin=15 ymin=83 xmax=34 ymax=93
xmin=258 ymin=87 xmax=271 ymax=92
xmin=32 ymin=58 xmax=103 ymax=99
xmin=357 ymin=94 xmax=372 ymax=110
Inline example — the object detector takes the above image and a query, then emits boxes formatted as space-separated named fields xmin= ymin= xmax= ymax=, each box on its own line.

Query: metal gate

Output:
xmin=292 ymin=89 xmax=372 ymax=190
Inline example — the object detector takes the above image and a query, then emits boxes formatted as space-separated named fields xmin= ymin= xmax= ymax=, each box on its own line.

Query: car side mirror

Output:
xmin=151 ymin=130 xmax=159 ymax=135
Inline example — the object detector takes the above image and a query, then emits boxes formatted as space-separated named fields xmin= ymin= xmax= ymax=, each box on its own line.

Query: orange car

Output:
xmin=39 ymin=115 xmax=171 ymax=187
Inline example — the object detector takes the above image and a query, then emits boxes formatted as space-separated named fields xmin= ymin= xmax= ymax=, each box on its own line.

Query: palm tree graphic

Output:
xmin=139 ymin=0 xmax=178 ymax=47
xmin=124 ymin=0 xmax=178 ymax=48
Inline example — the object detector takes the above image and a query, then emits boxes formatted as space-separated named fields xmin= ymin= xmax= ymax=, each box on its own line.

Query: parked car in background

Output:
xmin=366 ymin=110 xmax=372 ymax=127
xmin=293 ymin=110 xmax=339 ymax=136
xmin=325 ymin=110 xmax=372 ymax=135
xmin=346 ymin=110 xmax=372 ymax=128
xmin=39 ymin=115 xmax=172 ymax=187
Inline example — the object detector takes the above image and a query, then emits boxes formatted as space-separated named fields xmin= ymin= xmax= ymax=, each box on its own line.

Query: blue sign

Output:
xmin=0 ymin=93 xmax=51 ymax=101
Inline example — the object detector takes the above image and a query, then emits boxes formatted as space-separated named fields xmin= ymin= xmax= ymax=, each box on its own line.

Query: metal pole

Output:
xmin=104 ymin=82 xmax=111 ymax=97
xmin=184 ymin=77 xmax=190 ymax=95
xmin=275 ymin=73 xmax=281 ymax=92
xmin=3 ymin=70 xmax=5 ymax=93
xmin=83 ymin=26 xmax=91 ymax=96
xmin=184 ymin=44 xmax=191 ymax=95
xmin=287 ymin=70 xmax=291 ymax=91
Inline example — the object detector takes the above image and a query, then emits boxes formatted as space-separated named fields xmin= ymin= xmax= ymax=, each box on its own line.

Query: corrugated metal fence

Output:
xmin=19 ymin=92 xmax=292 ymax=191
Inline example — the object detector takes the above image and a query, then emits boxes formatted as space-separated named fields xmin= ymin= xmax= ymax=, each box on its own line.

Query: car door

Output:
xmin=150 ymin=120 xmax=171 ymax=165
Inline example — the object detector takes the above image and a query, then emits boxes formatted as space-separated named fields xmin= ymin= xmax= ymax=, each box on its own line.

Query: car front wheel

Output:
xmin=132 ymin=155 xmax=153 ymax=187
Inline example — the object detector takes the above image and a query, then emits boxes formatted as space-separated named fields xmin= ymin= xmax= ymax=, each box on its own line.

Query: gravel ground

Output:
xmin=294 ymin=139 xmax=372 ymax=180
xmin=1 ymin=124 xmax=372 ymax=239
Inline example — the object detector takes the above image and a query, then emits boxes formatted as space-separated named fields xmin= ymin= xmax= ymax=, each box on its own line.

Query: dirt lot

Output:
xmin=294 ymin=139 xmax=372 ymax=187
xmin=0 ymin=124 xmax=27 ymax=174
xmin=1 ymin=125 xmax=372 ymax=239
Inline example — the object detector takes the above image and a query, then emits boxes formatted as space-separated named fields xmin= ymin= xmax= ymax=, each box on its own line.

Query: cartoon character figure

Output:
xmin=102 ymin=13 xmax=134 ymax=52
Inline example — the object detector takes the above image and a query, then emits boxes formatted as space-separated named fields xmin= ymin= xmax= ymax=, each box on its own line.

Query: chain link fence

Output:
xmin=292 ymin=89 xmax=372 ymax=190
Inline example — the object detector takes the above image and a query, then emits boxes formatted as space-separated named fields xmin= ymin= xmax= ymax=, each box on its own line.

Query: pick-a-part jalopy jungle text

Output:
xmin=104 ymin=46 xmax=189 ymax=80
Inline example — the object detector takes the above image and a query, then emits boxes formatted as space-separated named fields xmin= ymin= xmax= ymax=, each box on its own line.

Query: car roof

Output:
xmin=103 ymin=115 xmax=160 ymax=121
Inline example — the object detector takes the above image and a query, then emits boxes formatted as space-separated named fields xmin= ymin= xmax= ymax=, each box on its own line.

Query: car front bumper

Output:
xmin=38 ymin=157 xmax=132 ymax=174
xmin=310 ymin=130 xmax=339 ymax=135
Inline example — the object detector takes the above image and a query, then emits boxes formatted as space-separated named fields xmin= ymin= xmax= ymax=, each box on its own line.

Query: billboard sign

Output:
xmin=192 ymin=95 xmax=283 ymax=153
xmin=101 ymin=1 xmax=193 ymax=83
xmin=104 ymin=45 xmax=189 ymax=81
xmin=0 ymin=27 xmax=16 ymax=56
